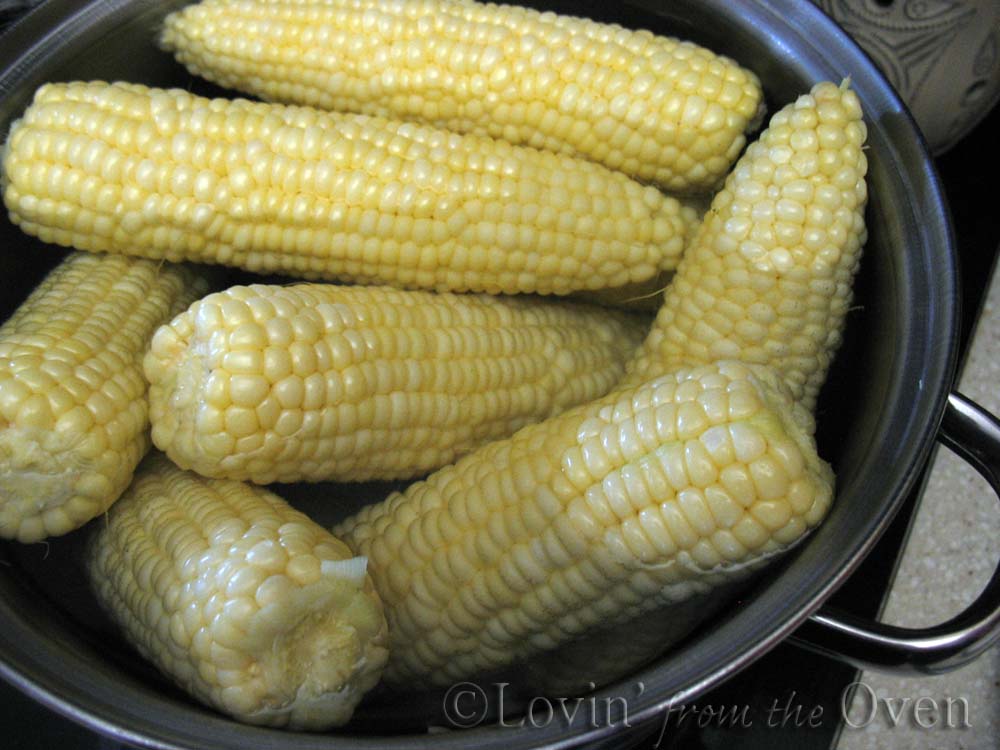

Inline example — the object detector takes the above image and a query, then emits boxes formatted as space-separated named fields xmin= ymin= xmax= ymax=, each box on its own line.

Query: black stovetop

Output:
xmin=1 ymin=3 xmax=998 ymax=749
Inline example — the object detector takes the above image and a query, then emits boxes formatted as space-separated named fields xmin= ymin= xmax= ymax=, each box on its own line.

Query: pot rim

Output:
xmin=0 ymin=0 xmax=959 ymax=748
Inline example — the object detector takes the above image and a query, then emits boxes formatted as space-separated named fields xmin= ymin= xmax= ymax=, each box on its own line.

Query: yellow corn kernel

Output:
xmin=145 ymin=283 xmax=647 ymax=483
xmin=0 ymin=252 xmax=209 ymax=542
xmin=2 ymin=80 xmax=696 ymax=295
xmin=161 ymin=0 xmax=763 ymax=192
xmin=85 ymin=453 xmax=388 ymax=729
xmin=334 ymin=361 xmax=833 ymax=688
xmin=625 ymin=81 xmax=868 ymax=411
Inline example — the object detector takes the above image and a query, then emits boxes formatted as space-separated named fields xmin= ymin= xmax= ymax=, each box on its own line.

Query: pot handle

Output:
xmin=790 ymin=391 xmax=1000 ymax=675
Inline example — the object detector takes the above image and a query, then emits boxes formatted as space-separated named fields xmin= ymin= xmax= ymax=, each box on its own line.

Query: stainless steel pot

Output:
xmin=1 ymin=1 xmax=998 ymax=748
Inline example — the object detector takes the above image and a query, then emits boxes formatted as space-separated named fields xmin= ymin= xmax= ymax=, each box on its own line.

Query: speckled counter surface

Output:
xmin=836 ymin=269 xmax=1000 ymax=749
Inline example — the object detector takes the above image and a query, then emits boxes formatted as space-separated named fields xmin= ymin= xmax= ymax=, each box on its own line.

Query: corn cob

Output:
xmin=0 ymin=252 xmax=208 ymax=543
xmin=161 ymin=0 xmax=764 ymax=192
xmin=2 ymin=81 xmax=695 ymax=296
xmin=145 ymin=282 xmax=646 ymax=484
xmin=334 ymin=360 xmax=833 ymax=688
xmin=86 ymin=453 xmax=388 ymax=729
xmin=625 ymin=81 xmax=868 ymax=410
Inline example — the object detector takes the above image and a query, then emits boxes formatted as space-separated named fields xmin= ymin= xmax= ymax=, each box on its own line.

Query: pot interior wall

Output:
xmin=0 ymin=0 xmax=955 ymax=748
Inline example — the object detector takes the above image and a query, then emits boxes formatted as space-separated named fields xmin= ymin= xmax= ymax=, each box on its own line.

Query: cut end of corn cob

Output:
xmin=238 ymin=553 xmax=381 ymax=727
xmin=161 ymin=0 xmax=764 ymax=191
xmin=144 ymin=283 xmax=646 ymax=484
xmin=2 ymin=80 xmax=693 ymax=295
xmin=0 ymin=252 xmax=209 ymax=542
xmin=86 ymin=454 xmax=388 ymax=729
xmin=625 ymin=81 xmax=868 ymax=410
xmin=335 ymin=360 xmax=833 ymax=688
